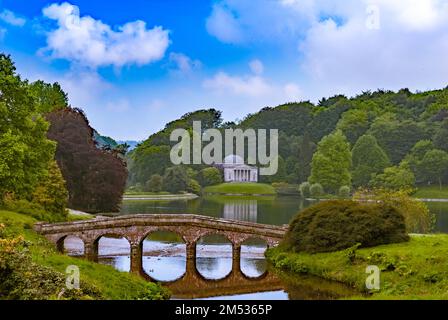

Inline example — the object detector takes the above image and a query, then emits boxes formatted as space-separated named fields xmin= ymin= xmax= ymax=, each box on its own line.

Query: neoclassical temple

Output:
xmin=216 ymin=155 xmax=258 ymax=183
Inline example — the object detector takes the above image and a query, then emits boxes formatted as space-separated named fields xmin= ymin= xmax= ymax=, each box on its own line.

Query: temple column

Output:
xmin=84 ymin=240 xmax=98 ymax=262
xmin=130 ymin=240 xmax=143 ymax=275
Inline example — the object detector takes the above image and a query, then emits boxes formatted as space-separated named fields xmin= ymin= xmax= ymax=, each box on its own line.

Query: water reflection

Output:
xmin=223 ymin=200 xmax=258 ymax=222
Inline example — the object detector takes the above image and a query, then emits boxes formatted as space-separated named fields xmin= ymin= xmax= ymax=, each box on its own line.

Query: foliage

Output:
xmin=339 ymin=186 xmax=351 ymax=198
xmin=370 ymin=163 xmax=416 ymax=190
xmin=0 ymin=54 xmax=56 ymax=200
xmin=309 ymin=183 xmax=324 ymax=198
xmin=46 ymin=108 xmax=127 ymax=213
xmin=31 ymin=160 xmax=68 ymax=220
xmin=355 ymin=189 xmax=435 ymax=234
xmin=419 ymin=149 xmax=448 ymax=189
xmin=198 ymin=167 xmax=223 ymax=187
xmin=163 ymin=166 xmax=189 ymax=193
xmin=29 ymin=80 xmax=68 ymax=113
xmin=283 ymin=200 xmax=409 ymax=254
xmin=145 ymin=174 xmax=163 ymax=193
xmin=309 ymin=131 xmax=352 ymax=193
xmin=351 ymin=134 xmax=390 ymax=187
xmin=298 ymin=182 xmax=311 ymax=198
xmin=187 ymin=179 xmax=201 ymax=195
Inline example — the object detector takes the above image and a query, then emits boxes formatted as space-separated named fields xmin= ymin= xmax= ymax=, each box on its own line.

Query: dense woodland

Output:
xmin=128 ymin=87 xmax=448 ymax=195
xmin=0 ymin=54 xmax=127 ymax=216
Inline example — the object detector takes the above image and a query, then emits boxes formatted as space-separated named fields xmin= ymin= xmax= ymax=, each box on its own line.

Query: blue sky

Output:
xmin=2 ymin=0 xmax=448 ymax=140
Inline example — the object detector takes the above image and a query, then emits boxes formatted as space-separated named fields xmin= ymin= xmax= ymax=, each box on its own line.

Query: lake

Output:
xmin=68 ymin=196 xmax=448 ymax=300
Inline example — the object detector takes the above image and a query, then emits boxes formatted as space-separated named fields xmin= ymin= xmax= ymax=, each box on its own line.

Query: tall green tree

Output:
xmin=0 ymin=54 xmax=56 ymax=199
xmin=309 ymin=131 xmax=352 ymax=193
xmin=337 ymin=109 xmax=370 ymax=145
xmin=370 ymin=163 xmax=415 ymax=190
xmin=351 ymin=134 xmax=390 ymax=187
xmin=163 ymin=166 xmax=189 ymax=193
xmin=419 ymin=149 xmax=448 ymax=189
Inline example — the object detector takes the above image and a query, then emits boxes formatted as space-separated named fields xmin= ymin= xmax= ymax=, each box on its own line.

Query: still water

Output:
xmin=73 ymin=196 xmax=447 ymax=300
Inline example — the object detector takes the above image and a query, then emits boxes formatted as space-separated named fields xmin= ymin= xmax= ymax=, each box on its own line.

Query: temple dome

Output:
xmin=224 ymin=154 xmax=244 ymax=165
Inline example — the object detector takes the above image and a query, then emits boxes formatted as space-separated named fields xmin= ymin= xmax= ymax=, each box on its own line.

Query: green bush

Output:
xmin=339 ymin=186 xmax=351 ymax=198
xmin=145 ymin=174 xmax=163 ymax=192
xmin=187 ymin=179 xmax=201 ymax=195
xmin=283 ymin=200 xmax=409 ymax=253
xmin=198 ymin=167 xmax=223 ymax=187
xmin=298 ymin=182 xmax=311 ymax=198
xmin=310 ymin=183 xmax=324 ymax=198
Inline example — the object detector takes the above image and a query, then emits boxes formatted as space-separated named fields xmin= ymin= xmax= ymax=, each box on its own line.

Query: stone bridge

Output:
xmin=34 ymin=214 xmax=287 ymax=276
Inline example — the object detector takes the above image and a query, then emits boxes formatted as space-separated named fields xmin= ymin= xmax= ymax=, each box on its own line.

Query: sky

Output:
xmin=1 ymin=0 xmax=448 ymax=140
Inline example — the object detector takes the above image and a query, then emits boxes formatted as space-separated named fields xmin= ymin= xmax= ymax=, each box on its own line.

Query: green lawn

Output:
xmin=203 ymin=182 xmax=277 ymax=195
xmin=413 ymin=186 xmax=448 ymax=199
xmin=266 ymin=235 xmax=448 ymax=299
xmin=0 ymin=210 xmax=170 ymax=300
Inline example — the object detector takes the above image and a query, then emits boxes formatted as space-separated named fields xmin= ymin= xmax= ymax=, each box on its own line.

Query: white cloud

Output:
xmin=283 ymin=83 xmax=301 ymax=101
xmin=298 ymin=0 xmax=448 ymax=99
xmin=204 ymin=71 xmax=272 ymax=97
xmin=169 ymin=52 xmax=201 ymax=75
xmin=206 ymin=1 xmax=448 ymax=100
xmin=249 ymin=59 xmax=264 ymax=75
xmin=41 ymin=2 xmax=170 ymax=68
xmin=0 ymin=9 xmax=26 ymax=27
xmin=206 ymin=3 xmax=244 ymax=44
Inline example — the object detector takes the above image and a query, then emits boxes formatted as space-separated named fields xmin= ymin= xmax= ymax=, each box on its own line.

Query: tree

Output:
xmin=146 ymin=174 xmax=163 ymax=192
xmin=46 ymin=108 xmax=127 ymax=213
xmin=433 ymin=119 xmax=448 ymax=152
xmin=29 ymin=80 xmax=68 ymax=113
xmin=370 ymin=163 xmax=415 ymax=190
xmin=369 ymin=117 xmax=427 ymax=164
xmin=297 ymin=132 xmax=315 ymax=183
xmin=351 ymin=134 xmax=390 ymax=187
xmin=309 ymin=131 xmax=352 ymax=193
xmin=336 ymin=109 xmax=370 ymax=145
xmin=419 ymin=149 xmax=448 ymax=189
xmin=31 ymin=160 xmax=68 ymax=220
xmin=198 ymin=167 xmax=223 ymax=187
xmin=0 ymin=54 xmax=56 ymax=200
xmin=163 ymin=166 xmax=189 ymax=193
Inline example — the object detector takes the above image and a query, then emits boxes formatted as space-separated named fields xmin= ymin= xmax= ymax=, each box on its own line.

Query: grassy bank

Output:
xmin=203 ymin=183 xmax=276 ymax=195
xmin=413 ymin=186 xmax=448 ymax=199
xmin=266 ymin=234 xmax=448 ymax=299
xmin=0 ymin=210 xmax=170 ymax=300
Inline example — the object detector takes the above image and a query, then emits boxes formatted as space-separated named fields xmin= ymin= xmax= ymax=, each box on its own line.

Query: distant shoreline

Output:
xmin=122 ymin=193 xmax=199 ymax=201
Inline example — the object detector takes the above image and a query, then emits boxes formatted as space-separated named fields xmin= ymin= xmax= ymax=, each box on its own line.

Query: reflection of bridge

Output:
xmin=162 ymin=264 xmax=283 ymax=299
xmin=34 ymin=214 xmax=287 ymax=277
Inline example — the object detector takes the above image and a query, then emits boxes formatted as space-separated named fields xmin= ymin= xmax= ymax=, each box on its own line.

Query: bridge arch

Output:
xmin=141 ymin=229 xmax=187 ymax=282
xmin=240 ymin=237 xmax=268 ymax=279
xmin=56 ymin=235 xmax=85 ymax=255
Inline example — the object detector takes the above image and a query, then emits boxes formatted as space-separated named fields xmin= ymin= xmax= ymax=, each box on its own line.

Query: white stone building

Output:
xmin=216 ymin=155 xmax=258 ymax=183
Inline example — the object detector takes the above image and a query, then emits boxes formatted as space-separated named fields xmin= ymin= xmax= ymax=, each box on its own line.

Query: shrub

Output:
xmin=283 ymin=200 xmax=409 ymax=253
xmin=298 ymin=182 xmax=311 ymax=198
xmin=198 ymin=167 xmax=223 ymax=187
xmin=145 ymin=174 xmax=163 ymax=192
xmin=310 ymin=183 xmax=324 ymax=198
xmin=339 ymin=186 xmax=351 ymax=198
xmin=187 ymin=179 xmax=201 ymax=195
xmin=163 ymin=166 xmax=189 ymax=193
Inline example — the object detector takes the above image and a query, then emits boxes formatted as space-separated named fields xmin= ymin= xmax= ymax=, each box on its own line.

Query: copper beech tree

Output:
xmin=46 ymin=108 xmax=127 ymax=213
